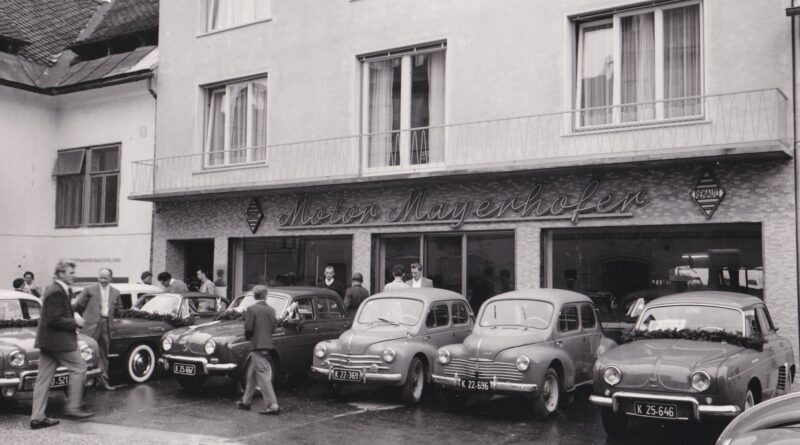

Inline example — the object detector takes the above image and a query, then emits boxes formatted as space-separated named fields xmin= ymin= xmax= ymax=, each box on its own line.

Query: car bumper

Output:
xmin=0 ymin=366 xmax=102 ymax=391
xmin=589 ymin=391 xmax=741 ymax=420
xmin=431 ymin=373 xmax=539 ymax=394
xmin=310 ymin=366 xmax=403 ymax=383
xmin=160 ymin=354 xmax=238 ymax=375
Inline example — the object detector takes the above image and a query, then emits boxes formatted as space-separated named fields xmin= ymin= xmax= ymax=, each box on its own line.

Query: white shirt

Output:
xmin=325 ymin=278 xmax=334 ymax=286
xmin=411 ymin=278 xmax=423 ymax=288
xmin=99 ymin=284 xmax=110 ymax=317
xmin=384 ymin=278 xmax=410 ymax=291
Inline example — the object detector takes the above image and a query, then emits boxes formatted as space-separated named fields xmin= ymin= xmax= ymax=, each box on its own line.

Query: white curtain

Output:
xmin=205 ymin=90 xmax=226 ymax=166
xmin=579 ymin=24 xmax=614 ymax=126
xmin=424 ymin=52 xmax=446 ymax=164
xmin=209 ymin=0 xmax=268 ymax=31
xmin=620 ymin=13 xmax=655 ymax=122
xmin=368 ymin=59 xmax=399 ymax=167
xmin=250 ymin=80 xmax=268 ymax=161
xmin=664 ymin=4 xmax=701 ymax=118
xmin=229 ymin=84 xmax=248 ymax=163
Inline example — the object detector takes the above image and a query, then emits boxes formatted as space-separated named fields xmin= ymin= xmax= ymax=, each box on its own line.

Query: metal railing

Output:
xmin=131 ymin=89 xmax=788 ymax=197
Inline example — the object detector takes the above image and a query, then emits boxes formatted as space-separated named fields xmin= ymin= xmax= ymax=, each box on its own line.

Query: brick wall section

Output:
xmin=151 ymin=158 xmax=799 ymax=354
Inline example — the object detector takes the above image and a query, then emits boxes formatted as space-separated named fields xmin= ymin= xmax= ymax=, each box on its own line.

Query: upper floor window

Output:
xmin=575 ymin=2 xmax=701 ymax=128
xmin=54 ymin=145 xmax=119 ymax=228
xmin=206 ymin=0 xmax=270 ymax=32
xmin=203 ymin=76 xmax=267 ymax=167
xmin=360 ymin=42 xmax=446 ymax=170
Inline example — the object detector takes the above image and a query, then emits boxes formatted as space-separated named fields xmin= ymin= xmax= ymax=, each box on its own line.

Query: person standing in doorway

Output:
xmin=197 ymin=269 xmax=215 ymax=295
xmin=406 ymin=263 xmax=434 ymax=288
xmin=237 ymin=285 xmax=280 ymax=415
xmin=384 ymin=265 xmax=411 ymax=291
xmin=157 ymin=272 xmax=189 ymax=292
xmin=22 ymin=271 xmax=42 ymax=297
xmin=30 ymin=261 xmax=94 ymax=429
xmin=344 ymin=273 xmax=370 ymax=311
xmin=73 ymin=268 xmax=123 ymax=391
xmin=320 ymin=265 xmax=345 ymax=298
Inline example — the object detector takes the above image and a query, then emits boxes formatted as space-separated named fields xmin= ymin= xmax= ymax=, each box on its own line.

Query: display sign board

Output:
xmin=245 ymin=198 xmax=264 ymax=234
xmin=690 ymin=170 xmax=725 ymax=219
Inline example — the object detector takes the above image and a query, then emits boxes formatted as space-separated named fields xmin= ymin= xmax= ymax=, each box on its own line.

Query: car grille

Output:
xmin=327 ymin=353 xmax=390 ymax=371
xmin=777 ymin=364 xmax=788 ymax=391
xmin=443 ymin=358 xmax=523 ymax=382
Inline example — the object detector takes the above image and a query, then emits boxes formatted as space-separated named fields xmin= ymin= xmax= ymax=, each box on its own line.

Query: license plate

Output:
xmin=50 ymin=375 xmax=69 ymax=387
xmin=633 ymin=401 xmax=678 ymax=419
xmin=173 ymin=363 xmax=196 ymax=376
xmin=459 ymin=378 xmax=491 ymax=392
xmin=331 ymin=368 xmax=362 ymax=382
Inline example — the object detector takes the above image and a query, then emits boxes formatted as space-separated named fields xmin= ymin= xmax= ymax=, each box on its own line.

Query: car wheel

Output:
xmin=126 ymin=344 xmax=156 ymax=383
xmin=177 ymin=376 xmax=207 ymax=392
xmin=400 ymin=356 xmax=426 ymax=405
xmin=532 ymin=368 xmax=560 ymax=419
xmin=437 ymin=387 xmax=467 ymax=411
xmin=743 ymin=388 xmax=756 ymax=411
xmin=600 ymin=407 xmax=628 ymax=437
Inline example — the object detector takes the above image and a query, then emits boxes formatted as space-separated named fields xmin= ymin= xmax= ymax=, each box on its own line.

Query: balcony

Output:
xmin=131 ymin=89 xmax=789 ymax=200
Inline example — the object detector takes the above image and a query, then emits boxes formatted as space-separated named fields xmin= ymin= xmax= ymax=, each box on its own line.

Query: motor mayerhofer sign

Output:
xmin=690 ymin=170 xmax=726 ymax=219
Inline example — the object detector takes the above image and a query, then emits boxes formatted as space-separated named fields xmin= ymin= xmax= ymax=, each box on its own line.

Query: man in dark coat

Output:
xmin=73 ymin=267 xmax=123 ymax=390
xmin=343 ymin=273 xmax=370 ymax=312
xmin=319 ymin=265 xmax=345 ymax=298
xmin=30 ymin=261 xmax=94 ymax=430
xmin=237 ymin=285 xmax=280 ymax=415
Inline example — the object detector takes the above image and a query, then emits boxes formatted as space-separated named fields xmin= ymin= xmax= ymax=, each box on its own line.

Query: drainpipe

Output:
xmin=788 ymin=2 xmax=800 ymax=352
xmin=147 ymin=74 xmax=157 ymax=272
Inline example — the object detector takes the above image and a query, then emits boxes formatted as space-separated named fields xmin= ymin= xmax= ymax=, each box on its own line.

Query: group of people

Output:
xmin=12 ymin=271 xmax=42 ymax=297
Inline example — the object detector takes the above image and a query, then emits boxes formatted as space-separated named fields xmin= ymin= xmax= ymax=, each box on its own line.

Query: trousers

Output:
xmin=30 ymin=348 xmax=87 ymax=421
xmin=242 ymin=351 xmax=277 ymax=408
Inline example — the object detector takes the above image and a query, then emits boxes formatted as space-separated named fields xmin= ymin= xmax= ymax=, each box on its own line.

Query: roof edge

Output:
xmin=0 ymin=69 xmax=154 ymax=96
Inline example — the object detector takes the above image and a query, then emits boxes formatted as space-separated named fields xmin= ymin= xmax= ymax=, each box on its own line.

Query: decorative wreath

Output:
xmin=622 ymin=328 xmax=765 ymax=351
xmin=213 ymin=310 xmax=303 ymax=332
xmin=0 ymin=319 xmax=38 ymax=329
xmin=115 ymin=309 xmax=195 ymax=328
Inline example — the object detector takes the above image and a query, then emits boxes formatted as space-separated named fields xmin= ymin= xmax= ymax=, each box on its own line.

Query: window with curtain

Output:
xmin=203 ymin=77 xmax=268 ymax=167
xmin=575 ymin=2 xmax=701 ymax=128
xmin=206 ymin=0 xmax=270 ymax=32
xmin=362 ymin=43 xmax=446 ymax=169
xmin=54 ymin=145 xmax=119 ymax=228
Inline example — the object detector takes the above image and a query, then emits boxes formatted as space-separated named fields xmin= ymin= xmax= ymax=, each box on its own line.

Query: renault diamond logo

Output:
xmin=649 ymin=377 xmax=658 ymax=388
xmin=690 ymin=170 xmax=725 ymax=219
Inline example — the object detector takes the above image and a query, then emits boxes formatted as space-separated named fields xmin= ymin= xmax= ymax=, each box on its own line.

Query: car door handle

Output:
xmin=769 ymin=346 xmax=775 ymax=351
xmin=424 ymin=335 xmax=431 ymax=341
xmin=314 ymin=327 xmax=320 ymax=332
xmin=555 ymin=341 xmax=563 ymax=348
xmin=148 ymin=326 xmax=164 ymax=331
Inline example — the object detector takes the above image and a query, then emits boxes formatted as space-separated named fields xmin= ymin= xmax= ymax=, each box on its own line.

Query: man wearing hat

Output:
xmin=343 ymin=272 xmax=370 ymax=312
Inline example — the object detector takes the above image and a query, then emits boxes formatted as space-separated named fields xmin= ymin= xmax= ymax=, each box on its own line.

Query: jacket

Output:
xmin=320 ymin=280 xmax=345 ymax=298
xmin=244 ymin=301 xmax=277 ymax=350
xmin=406 ymin=277 xmax=434 ymax=288
xmin=73 ymin=283 xmax=123 ymax=340
xmin=35 ymin=282 xmax=79 ymax=352
xmin=343 ymin=285 xmax=370 ymax=311
xmin=166 ymin=279 xmax=189 ymax=292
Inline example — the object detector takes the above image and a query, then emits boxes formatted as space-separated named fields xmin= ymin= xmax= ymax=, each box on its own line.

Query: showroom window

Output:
xmin=205 ymin=0 xmax=270 ymax=32
xmin=203 ymin=76 xmax=267 ymax=167
xmin=574 ymin=2 xmax=701 ymax=127
xmin=360 ymin=41 xmax=446 ymax=170
xmin=54 ymin=145 xmax=119 ymax=228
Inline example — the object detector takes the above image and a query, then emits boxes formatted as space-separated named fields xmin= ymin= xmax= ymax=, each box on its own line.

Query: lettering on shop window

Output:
xmin=278 ymin=180 xmax=647 ymax=230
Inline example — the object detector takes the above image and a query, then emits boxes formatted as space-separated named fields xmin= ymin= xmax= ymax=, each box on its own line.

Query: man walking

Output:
xmin=157 ymin=271 xmax=189 ymax=292
xmin=237 ymin=285 xmax=280 ymax=415
xmin=319 ymin=265 xmax=345 ymax=298
xmin=31 ymin=261 xmax=94 ymax=429
xmin=406 ymin=263 xmax=434 ymax=288
xmin=73 ymin=268 xmax=123 ymax=391
xmin=344 ymin=273 xmax=370 ymax=311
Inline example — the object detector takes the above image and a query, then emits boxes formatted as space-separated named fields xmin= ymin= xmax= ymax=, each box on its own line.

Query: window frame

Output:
xmin=451 ymin=301 xmax=469 ymax=325
xmin=558 ymin=304 xmax=580 ymax=333
xmin=54 ymin=144 xmax=120 ymax=228
xmin=204 ymin=0 xmax=272 ymax=34
xmin=580 ymin=303 xmax=597 ymax=330
xmin=316 ymin=295 xmax=345 ymax=320
xmin=425 ymin=302 xmax=451 ymax=329
xmin=573 ymin=0 xmax=704 ymax=130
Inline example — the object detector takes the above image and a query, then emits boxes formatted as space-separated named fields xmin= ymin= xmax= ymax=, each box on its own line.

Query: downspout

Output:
xmin=147 ymin=74 xmax=157 ymax=272
xmin=791 ymin=4 xmax=800 ymax=354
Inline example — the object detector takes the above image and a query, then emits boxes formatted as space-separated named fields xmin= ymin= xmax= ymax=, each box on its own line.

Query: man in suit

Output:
xmin=406 ymin=262 xmax=434 ymax=288
xmin=157 ymin=271 xmax=189 ymax=292
xmin=31 ymin=261 xmax=94 ymax=430
xmin=343 ymin=273 xmax=370 ymax=311
xmin=319 ymin=265 xmax=345 ymax=298
xmin=73 ymin=268 xmax=123 ymax=390
xmin=237 ymin=285 xmax=280 ymax=415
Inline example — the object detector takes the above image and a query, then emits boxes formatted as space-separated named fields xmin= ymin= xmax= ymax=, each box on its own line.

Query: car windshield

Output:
xmin=0 ymin=298 xmax=40 ymax=320
xmin=139 ymin=294 xmax=181 ymax=316
xmin=357 ymin=298 xmax=424 ymax=326
xmin=637 ymin=305 xmax=744 ymax=334
xmin=229 ymin=294 xmax=289 ymax=316
xmin=478 ymin=299 xmax=554 ymax=329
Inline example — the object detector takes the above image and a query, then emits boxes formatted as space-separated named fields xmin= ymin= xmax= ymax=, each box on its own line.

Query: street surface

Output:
xmin=0 ymin=371 xmax=730 ymax=445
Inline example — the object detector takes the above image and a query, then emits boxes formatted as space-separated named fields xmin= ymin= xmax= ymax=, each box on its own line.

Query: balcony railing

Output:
xmin=131 ymin=89 xmax=789 ymax=198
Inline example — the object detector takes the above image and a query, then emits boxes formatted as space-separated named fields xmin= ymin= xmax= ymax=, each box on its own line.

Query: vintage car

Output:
xmin=311 ymin=288 xmax=473 ymax=405
xmin=590 ymin=291 xmax=796 ymax=437
xmin=716 ymin=391 xmax=800 ymax=445
xmin=110 ymin=291 xmax=226 ymax=383
xmin=432 ymin=289 xmax=617 ymax=418
xmin=71 ymin=283 xmax=164 ymax=309
xmin=159 ymin=287 xmax=351 ymax=392
xmin=0 ymin=290 xmax=101 ymax=401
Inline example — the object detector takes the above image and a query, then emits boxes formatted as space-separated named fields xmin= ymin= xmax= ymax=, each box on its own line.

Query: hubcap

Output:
xmin=745 ymin=391 xmax=754 ymax=410
xmin=411 ymin=364 xmax=424 ymax=400
xmin=133 ymin=351 xmax=152 ymax=377
xmin=543 ymin=374 xmax=559 ymax=412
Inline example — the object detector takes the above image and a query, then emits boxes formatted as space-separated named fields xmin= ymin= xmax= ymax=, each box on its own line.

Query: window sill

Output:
xmin=567 ymin=115 xmax=709 ymax=136
xmin=193 ymin=161 xmax=268 ymax=175
xmin=55 ymin=224 xmax=119 ymax=229
xmin=363 ymin=162 xmax=448 ymax=176
xmin=197 ymin=18 xmax=273 ymax=38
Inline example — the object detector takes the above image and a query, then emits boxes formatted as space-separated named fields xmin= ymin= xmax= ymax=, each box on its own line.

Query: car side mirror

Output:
xmin=627 ymin=298 xmax=645 ymax=319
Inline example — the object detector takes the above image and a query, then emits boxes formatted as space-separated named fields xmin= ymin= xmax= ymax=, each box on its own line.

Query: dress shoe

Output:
xmin=101 ymin=384 xmax=117 ymax=391
xmin=236 ymin=401 xmax=251 ymax=411
xmin=63 ymin=409 xmax=95 ymax=420
xmin=30 ymin=418 xmax=60 ymax=429
xmin=259 ymin=407 xmax=280 ymax=415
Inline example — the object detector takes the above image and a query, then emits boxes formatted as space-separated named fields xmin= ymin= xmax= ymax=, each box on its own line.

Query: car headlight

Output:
xmin=603 ymin=366 xmax=622 ymax=386
xmin=436 ymin=349 xmax=451 ymax=364
xmin=691 ymin=371 xmax=711 ymax=392
xmin=9 ymin=350 xmax=25 ymax=367
xmin=515 ymin=355 xmax=531 ymax=371
xmin=79 ymin=341 xmax=93 ymax=362
xmin=382 ymin=348 xmax=396 ymax=363
xmin=204 ymin=339 xmax=216 ymax=355
xmin=314 ymin=343 xmax=327 ymax=359
xmin=162 ymin=337 xmax=173 ymax=352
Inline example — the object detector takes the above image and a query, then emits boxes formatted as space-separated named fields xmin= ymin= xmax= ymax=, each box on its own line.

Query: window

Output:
xmin=360 ymin=42 xmax=446 ymax=169
xmin=295 ymin=297 xmax=314 ymax=321
xmin=580 ymin=304 xmax=597 ymax=329
xmin=558 ymin=305 xmax=580 ymax=332
xmin=205 ymin=0 xmax=270 ymax=32
xmin=755 ymin=306 xmax=775 ymax=334
xmin=451 ymin=302 xmax=469 ymax=325
xmin=204 ymin=77 xmax=267 ymax=167
xmin=575 ymin=2 xmax=701 ymax=127
xmin=54 ymin=145 xmax=119 ymax=228
xmin=317 ymin=296 xmax=344 ymax=320
xmin=426 ymin=303 xmax=450 ymax=328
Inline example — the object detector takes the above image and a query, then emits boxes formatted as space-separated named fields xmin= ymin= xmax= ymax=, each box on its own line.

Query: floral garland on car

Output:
xmin=622 ymin=328 xmax=765 ymax=351
xmin=214 ymin=310 xmax=303 ymax=332
xmin=115 ymin=309 xmax=194 ymax=328
xmin=0 ymin=319 xmax=38 ymax=329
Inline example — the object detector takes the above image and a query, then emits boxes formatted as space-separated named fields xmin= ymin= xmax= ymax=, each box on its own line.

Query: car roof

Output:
xmin=72 ymin=283 xmax=164 ymax=293
xmin=0 ymin=289 xmax=40 ymax=302
xmin=368 ymin=288 xmax=466 ymax=303
xmin=485 ymin=289 xmax=593 ymax=306
xmin=235 ymin=286 xmax=342 ymax=299
xmin=646 ymin=291 xmax=763 ymax=310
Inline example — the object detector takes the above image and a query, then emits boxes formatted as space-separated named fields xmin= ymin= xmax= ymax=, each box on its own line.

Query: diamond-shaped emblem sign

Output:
xmin=245 ymin=198 xmax=264 ymax=234
xmin=690 ymin=170 xmax=725 ymax=219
